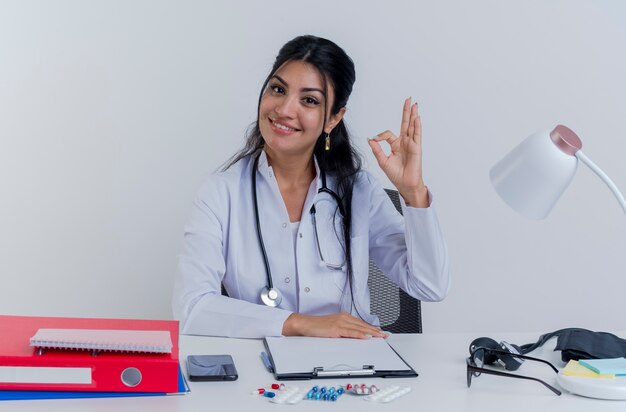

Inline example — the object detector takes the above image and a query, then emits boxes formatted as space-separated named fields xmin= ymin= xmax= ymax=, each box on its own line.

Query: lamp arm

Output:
xmin=575 ymin=150 xmax=626 ymax=216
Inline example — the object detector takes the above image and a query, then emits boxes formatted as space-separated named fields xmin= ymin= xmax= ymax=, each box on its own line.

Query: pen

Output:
xmin=261 ymin=351 xmax=274 ymax=373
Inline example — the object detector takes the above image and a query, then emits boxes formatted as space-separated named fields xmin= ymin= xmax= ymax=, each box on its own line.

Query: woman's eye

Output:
xmin=303 ymin=96 xmax=319 ymax=105
xmin=271 ymin=85 xmax=285 ymax=94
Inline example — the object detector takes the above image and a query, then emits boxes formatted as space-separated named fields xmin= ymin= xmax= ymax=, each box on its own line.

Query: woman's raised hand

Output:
xmin=368 ymin=98 xmax=429 ymax=208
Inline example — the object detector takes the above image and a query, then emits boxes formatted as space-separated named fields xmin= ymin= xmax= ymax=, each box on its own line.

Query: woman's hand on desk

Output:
xmin=282 ymin=312 xmax=388 ymax=339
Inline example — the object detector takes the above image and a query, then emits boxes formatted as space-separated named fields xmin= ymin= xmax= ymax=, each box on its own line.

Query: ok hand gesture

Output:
xmin=368 ymin=98 xmax=429 ymax=208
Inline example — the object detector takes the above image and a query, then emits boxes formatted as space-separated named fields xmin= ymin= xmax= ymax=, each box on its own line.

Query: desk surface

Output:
xmin=2 ymin=332 xmax=626 ymax=411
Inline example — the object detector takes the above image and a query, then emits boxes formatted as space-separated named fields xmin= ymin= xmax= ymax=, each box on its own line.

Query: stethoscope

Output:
xmin=252 ymin=153 xmax=345 ymax=307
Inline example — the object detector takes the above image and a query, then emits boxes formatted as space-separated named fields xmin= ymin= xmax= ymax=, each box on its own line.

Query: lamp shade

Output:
xmin=489 ymin=125 xmax=583 ymax=219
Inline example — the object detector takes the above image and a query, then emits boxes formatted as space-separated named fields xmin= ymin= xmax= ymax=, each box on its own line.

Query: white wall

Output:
xmin=1 ymin=0 xmax=624 ymax=334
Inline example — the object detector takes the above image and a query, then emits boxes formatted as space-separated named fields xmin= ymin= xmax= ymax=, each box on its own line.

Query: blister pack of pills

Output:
xmin=306 ymin=385 xmax=344 ymax=401
xmin=344 ymin=383 xmax=379 ymax=395
xmin=270 ymin=386 xmax=308 ymax=405
xmin=363 ymin=385 xmax=411 ymax=403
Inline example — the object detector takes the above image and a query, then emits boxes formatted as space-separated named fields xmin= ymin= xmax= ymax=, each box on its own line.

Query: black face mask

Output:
xmin=519 ymin=328 xmax=626 ymax=362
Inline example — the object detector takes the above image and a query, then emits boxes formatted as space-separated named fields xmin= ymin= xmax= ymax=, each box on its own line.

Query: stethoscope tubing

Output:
xmin=252 ymin=154 xmax=275 ymax=290
xmin=252 ymin=152 xmax=345 ymax=307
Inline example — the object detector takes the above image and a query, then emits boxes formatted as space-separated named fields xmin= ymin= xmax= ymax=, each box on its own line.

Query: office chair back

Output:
xmin=367 ymin=189 xmax=423 ymax=333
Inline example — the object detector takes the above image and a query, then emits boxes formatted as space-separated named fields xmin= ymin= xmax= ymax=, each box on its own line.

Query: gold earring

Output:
xmin=325 ymin=133 xmax=330 ymax=151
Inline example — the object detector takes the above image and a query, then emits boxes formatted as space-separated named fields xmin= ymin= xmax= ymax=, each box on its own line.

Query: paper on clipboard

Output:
xmin=264 ymin=336 xmax=414 ymax=377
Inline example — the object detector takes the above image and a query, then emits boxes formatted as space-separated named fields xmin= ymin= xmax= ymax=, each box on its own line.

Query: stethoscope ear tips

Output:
xmin=261 ymin=287 xmax=282 ymax=307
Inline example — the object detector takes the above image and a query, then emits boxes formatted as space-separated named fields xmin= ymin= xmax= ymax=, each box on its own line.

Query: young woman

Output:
xmin=172 ymin=35 xmax=449 ymax=339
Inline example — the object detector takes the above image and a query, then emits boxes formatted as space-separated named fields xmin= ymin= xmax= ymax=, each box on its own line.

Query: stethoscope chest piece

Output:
xmin=260 ymin=286 xmax=282 ymax=307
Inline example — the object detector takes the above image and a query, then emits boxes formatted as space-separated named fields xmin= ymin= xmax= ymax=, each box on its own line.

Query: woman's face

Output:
xmin=259 ymin=60 xmax=343 ymax=159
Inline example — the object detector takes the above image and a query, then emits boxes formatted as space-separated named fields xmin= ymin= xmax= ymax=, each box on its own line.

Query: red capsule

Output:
xmin=271 ymin=383 xmax=280 ymax=390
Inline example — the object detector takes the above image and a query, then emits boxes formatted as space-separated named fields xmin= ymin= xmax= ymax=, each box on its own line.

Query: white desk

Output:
xmin=2 ymin=332 xmax=626 ymax=411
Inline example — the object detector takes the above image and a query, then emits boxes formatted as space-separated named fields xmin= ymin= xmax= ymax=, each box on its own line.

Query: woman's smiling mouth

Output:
xmin=270 ymin=117 xmax=300 ymax=133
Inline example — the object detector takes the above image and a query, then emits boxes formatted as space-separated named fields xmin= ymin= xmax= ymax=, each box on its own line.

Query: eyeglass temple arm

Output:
xmin=506 ymin=351 xmax=560 ymax=374
xmin=469 ymin=365 xmax=562 ymax=396
xmin=576 ymin=150 xmax=626 ymax=216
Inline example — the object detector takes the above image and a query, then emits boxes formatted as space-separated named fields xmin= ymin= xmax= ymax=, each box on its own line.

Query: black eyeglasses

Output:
xmin=466 ymin=347 xmax=562 ymax=396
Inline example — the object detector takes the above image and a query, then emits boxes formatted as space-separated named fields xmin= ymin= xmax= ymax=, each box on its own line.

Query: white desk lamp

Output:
xmin=490 ymin=125 xmax=626 ymax=219
xmin=490 ymin=124 xmax=626 ymax=400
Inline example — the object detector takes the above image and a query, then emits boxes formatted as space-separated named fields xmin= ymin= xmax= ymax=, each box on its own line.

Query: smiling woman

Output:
xmin=172 ymin=35 xmax=450 ymax=339
xmin=260 ymin=60 xmax=341 ymax=159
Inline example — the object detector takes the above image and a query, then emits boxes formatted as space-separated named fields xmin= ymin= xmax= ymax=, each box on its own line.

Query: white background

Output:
xmin=1 ymin=0 xmax=624 ymax=334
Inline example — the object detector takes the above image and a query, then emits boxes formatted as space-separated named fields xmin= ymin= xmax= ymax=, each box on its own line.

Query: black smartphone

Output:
xmin=187 ymin=354 xmax=238 ymax=381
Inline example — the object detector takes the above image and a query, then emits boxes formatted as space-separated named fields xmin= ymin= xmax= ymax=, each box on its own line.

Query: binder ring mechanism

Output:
xmin=313 ymin=365 xmax=376 ymax=377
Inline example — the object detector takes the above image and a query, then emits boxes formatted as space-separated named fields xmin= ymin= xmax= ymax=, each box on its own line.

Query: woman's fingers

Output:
xmin=413 ymin=105 xmax=422 ymax=144
xmin=342 ymin=328 xmax=382 ymax=339
xmin=368 ymin=130 xmax=397 ymax=169
xmin=341 ymin=327 xmax=386 ymax=339
xmin=283 ymin=312 xmax=387 ymax=339
xmin=373 ymin=130 xmax=398 ymax=144
xmin=334 ymin=313 xmax=387 ymax=339
xmin=367 ymin=99 xmax=425 ymax=202
xmin=399 ymin=97 xmax=412 ymax=138
xmin=407 ymin=103 xmax=417 ymax=140
xmin=368 ymin=139 xmax=387 ymax=170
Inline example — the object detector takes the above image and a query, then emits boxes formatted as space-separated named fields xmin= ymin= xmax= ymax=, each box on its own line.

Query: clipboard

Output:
xmin=263 ymin=336 xmax=418 ymax=380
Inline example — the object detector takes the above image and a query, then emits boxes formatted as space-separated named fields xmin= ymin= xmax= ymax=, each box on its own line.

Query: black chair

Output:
xmin=367 ymin=189 xmax=422 ymax=333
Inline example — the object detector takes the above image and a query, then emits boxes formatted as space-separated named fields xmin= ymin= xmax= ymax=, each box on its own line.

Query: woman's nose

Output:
xmin=275 ymin=96 xmax=297 ymax=118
